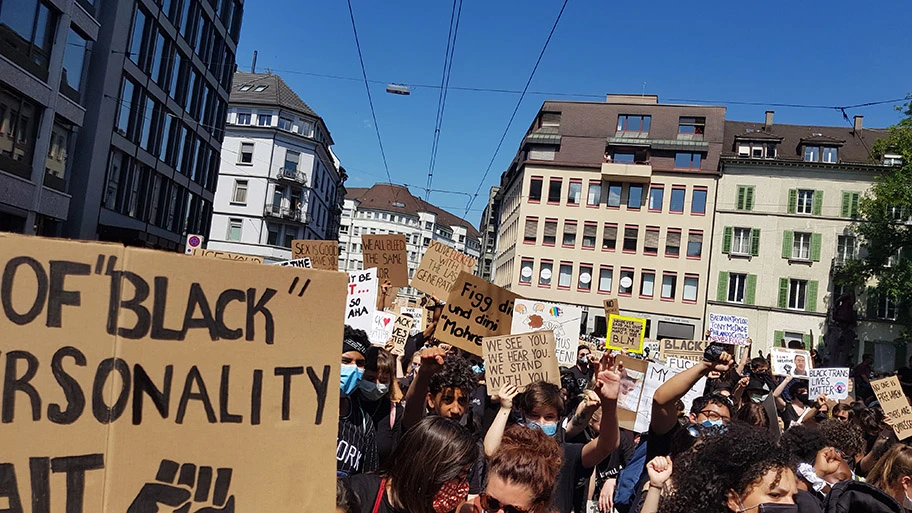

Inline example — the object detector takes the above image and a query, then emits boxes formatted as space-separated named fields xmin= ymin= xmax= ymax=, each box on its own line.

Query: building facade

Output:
xmin=207 ymin=71 xmax=345 ymax=261
xmin=478 ymin=185 xmax=501 ymax=281
xmin=493 ymin=95 xmax=726 ymax=339
xmin=0 ymin=0 xmax=98 ymax=234
xmin=340 ymin=184 xmax=481 ymax=300
xmin=708 ymin=112 xmax=901 ymax=369
xmin=61 ymin=0 xmax=243 ymax=250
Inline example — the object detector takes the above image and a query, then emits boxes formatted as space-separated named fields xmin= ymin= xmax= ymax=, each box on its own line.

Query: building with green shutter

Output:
xmin=706 ymin=111 xmax=899 ymax=367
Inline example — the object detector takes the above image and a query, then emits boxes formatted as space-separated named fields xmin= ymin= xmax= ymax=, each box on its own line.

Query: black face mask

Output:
xmin=737 ymin=500 xmax=799 ymax=513
xmin=578 ymin=356 xmax=589 ymax=367
xmin=795 ymin=393 xmax=811 ymax=406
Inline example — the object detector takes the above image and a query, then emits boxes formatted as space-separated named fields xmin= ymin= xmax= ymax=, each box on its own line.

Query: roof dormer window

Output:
xmin=239 ymin=85 xmax=252 ymax=91
xmin=254 ymin=85 xmax=268 ymax=92
xmin=803 ymin=145 xmax=838 ymax=163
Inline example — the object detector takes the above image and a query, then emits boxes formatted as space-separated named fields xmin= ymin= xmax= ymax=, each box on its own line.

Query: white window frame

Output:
xmin=231 ymin=179 xmax=248 ymax=204
xmin=661 ymin=273 xmax=676 ymax=300
xmin=836 ymin=235 xmax=855 ymax=264
xmin=728 ymin=273 xmax=746 ymax=303
xmin=788 ymin=279 xmax=808 ymax=310
xmin=796 ymin=189 xmax=814 ymax=214
xmin=878 ymin=295 xmax=898 ymax=320
xmin=732 ymin=227 xmax=751 ymax=255
xmin=238 ymin=142 xmax=254 ymax=164
xmin=792 ymin=232 xmax=811 ymax=260
xmin=257 ymin=113 xmax=272 ymax=126
xmin=640 ymin=272 xmax=655 ymax=297
xmin=227 ymin=218 xmax=243 ymax=241
xmin=236 ymin=112 xmax=251 ymax=125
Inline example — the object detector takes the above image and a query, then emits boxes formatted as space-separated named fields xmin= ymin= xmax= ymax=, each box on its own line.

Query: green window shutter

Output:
xmin=851 ymin=193 xmax=860 ymax=218
xmin=841 ymin=191 xmax=851 ymax=217
xmin=750 ymin=228 xmax=761 ymax=256
xmin=774 ymin=330 xmax=785 ymax=347
xmin=745 ymin=274 xmax=757 ymax=305
xmin=782 ymin=231 xmax=793 ymax=259
xmin=813 ymin=190 xmax=823 ymax=215
xmin=778 ymin=278 xmax=789 ymax=308
xmin=802 ymin=333 xmax=812 ymax=349
xmin=745 ymin=187 xmax=755 ymax=211
xmin=787 ymin=189 xmax=797 ymax=214
xmin=807 ymin=280 xmax=819 ymax=312
xmin=811 ymin=233 xmax=822 ymax=261
xmin=722 ymin=226 xmax=733 ymax=253
xmin=717 ymin=272 xmax=729 ymax=302
xmin=737 ymin=186 xmax=746 ymax=210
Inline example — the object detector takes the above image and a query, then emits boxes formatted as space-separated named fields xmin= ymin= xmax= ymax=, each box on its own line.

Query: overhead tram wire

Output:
xmin=426 ymin=0 xmax=464 ymax=201
xmin=462 ymin=0 xmax=571 ymax=218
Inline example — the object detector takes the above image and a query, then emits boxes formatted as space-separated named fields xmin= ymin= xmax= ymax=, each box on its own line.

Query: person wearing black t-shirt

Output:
xmin=897 ymin=356 xmax=912 ymax=398
xmin=338 ymin=327 xmax=378 ymax=477
xmin=358 ymin=347 xmax=405 ymax=468
xmin=561 ymin=345 xmax=594 ymax=399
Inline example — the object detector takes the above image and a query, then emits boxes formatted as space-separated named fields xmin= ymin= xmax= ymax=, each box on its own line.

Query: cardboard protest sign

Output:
xmin=770 ymin=347 xmax=813 ymax=377
xmin=809 ymin=368 xmax=850 ymax=400
xmin=606 ymin=315 xmax=646 ymax=353
xmin=618 ymin=367 xmax=645 ymax=412
xmin=345 ymin=268 xmax=378 ymax=332
xmin=643 ymin=339 xmax=661 ymax=361
xmin=413 ymin=240 xmax=478 ymax=299
xmin=0 ymin=233 xmax=345 ymax=513
xmin=438 ymin=271 xmax=520 ymax=356
xmin=708 ymin=313 xmax=750 ymax=346
xmin=511 ymin=299 xmax=583 ymax=367
xmin=361 ymin=234 xmax=408 ymax=287
xmin=871 ymin=376 xmax=912 ymax=440
xmin=483 ymin=331 xmax=561 ymax=394
xmin=389 ymin=314 xmax=415 ymax=355
xmin=275 ymin=257 xmax=313 ymax=268
xmin=603 ymin=298 xmax=620 ymax=318
xmin=401 ymin=307 xmax=424 ymax=331
xmin=616 ymin=355 xmax=647 ymax=432
xmin=188 ymin=247 xmax=264 ymax=263
xmin=291 ymin=239 xmax=339 ymax=270
xmin=666 ymin=356 xmax=698 ymax=371
xmin=634 ymin=362 xmax=707 ymax=433
xmin=368 ymin=311 xmax=397 ymax=346
xmin=660 ymin=339 xmax=708 ymax=362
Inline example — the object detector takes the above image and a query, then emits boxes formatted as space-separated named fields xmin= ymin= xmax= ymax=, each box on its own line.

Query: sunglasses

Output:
xmin=479 ymin=493 xmax=532 ymax=513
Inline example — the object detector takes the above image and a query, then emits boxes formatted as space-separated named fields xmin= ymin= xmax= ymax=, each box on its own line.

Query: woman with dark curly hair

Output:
xmin=658 ymin=423 xmax=797 ymax=513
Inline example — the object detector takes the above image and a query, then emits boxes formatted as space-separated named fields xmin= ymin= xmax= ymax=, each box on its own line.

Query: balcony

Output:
xmin=278 ymin=167 xmax=306 ymax=184
xmin=264 ymin=203 xmax=309 ymax=223
xmin=600 ymin=161 xmax=652 ymax=182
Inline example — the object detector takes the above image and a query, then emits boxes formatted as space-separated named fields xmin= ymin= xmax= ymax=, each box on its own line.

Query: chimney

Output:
xmin=854 ymin=115 xmax=863 ymax=132
xmin=251 ymin=50 xmax=257 ymax=73
xmin=764 ymin=110 xmax=774 ymax=131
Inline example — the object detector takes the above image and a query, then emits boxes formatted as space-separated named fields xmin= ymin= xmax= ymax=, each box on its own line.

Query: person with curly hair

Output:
xmin=780 ymin=425 xmax=851 ymax=504
xmin=658 ymin=423 xmax=798 ymax=513
xmin=402 ymin=347 xmax=479 ymax=430
xmin=817 ymin=418 xmax=865 ymax=464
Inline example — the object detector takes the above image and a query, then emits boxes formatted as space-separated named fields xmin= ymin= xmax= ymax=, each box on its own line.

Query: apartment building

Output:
xmin=207 ymin=71 xmax=345 ymax=261
xmin=478 ymin=185 xmax=501 ymax=281
xmin=493 ymin=95 xmax=725 ymax=339
xmin=0 ymin=0 xmax=98 ymax=234
xmin=709 ymin=112 xmax=901 ymax=367
xmin=340 ymin=183 xmax=481 ymax=300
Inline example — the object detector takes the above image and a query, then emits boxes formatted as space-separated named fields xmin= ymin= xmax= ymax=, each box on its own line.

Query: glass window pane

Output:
xmin=670 ymin=188 xmax=685 ymax=212
xmin=692 ymin=189 xmax=707 ymax=214
xmin=641 ymin=273 xmax=655 ymax=296
xmin=607 ymin=183 xmax=622 ymax=207
xmin=559 ymin=264 xmax=572 ymax=287
xmin=599 ymin=268 xmax=613 ymax=291
xmin=649 ymin=187 xmax=664 ymax=210
xmin=628 ymin=184 xmax=643 ymax=209
xmin=683 ymin=277 xmax=698 ymax=301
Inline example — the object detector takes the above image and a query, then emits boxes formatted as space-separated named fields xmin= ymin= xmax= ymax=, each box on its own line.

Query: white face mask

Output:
xmin=358 ymin=379 xmax=389 ymax=401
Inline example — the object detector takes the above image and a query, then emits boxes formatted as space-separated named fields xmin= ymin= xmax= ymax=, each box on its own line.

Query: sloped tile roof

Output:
xmin=347 ymin=184 xmax=481 ymax=240
xmin=230 ymin=72 xmax=318 ymax=118
xmin=724 ymin=120 xmax=890 ymax=164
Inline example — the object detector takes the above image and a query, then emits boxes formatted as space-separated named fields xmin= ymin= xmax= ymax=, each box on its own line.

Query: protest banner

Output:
xmin=666 ymin=356 xmax=698 ymax=371
xmin=606 ymin=315 xmax=646 ymax=354
xmin=483 ymin=331 xmax=560 ymax=394
xmin=188 ymin=247 xmax=264 ymax=264
xmin=401 ymin=307 xmax=424 ymax=331
xmin=0 ymin=232 xmax=346 ymax=513
xmin=291 ymin=239 xmax=339 ymax=270
xmin=412 ymin=240 xmax=478 ymax=299
xmin=361 ymin=234 xmax=408 ymax=287
xmin=511 ymin=299 xmax=583 ymax=367
xmin=634 ymin=362 xmax=707 ymax=433
xmin=809 ymin=368 xmax=850 ymax=400
xmin=345 ymin=268 xmax=378 ymax=332
xmin=439 ymin=271 xmax=520 ymax=356
xmin=618 ymin=367 xmax=645 ymax=412
xmin=660 ymin=339 xmax=708 ymax=362
xmin=770 ymin=347 xmax=813 ymax=377
xmin=616 ymin=355 xmax=647 ymax=432
xmin=368 ymin=311 xmax=397 ymax=346
xmin=708 ymin=313 xmax=750 ymax=346
xmin=603 ymin=298 xmax=620 ymax=318
xmin=389 ymin=314 xmax=415 ymax=355
xmin=643 ymin=339 xmax=661 ymax=360
xmin=871 ymin=376 xmax=912 ymax=440
xmin=274 ymin=257 xmax=312 ymax=268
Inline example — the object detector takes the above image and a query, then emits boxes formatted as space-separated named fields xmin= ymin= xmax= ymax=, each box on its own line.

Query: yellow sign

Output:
xmin=606 ymin=314 xmax=646 ymax=354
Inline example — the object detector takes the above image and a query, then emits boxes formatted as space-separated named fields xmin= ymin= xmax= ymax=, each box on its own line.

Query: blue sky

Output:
xmin=236 ymin=0 xmax=911 ymax=225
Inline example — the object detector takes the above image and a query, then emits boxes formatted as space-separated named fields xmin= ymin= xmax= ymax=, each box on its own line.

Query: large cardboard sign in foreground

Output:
xmin=0 ymin=233 xmax=346 ymax=513
xmin=361 ymin=234 xmax=408 ymax=286
xmin=291 ymin=239 xmax=339 ymax=270
xmin=871 ymin=376 xmax=912 ymax=440
xmin=483 ymin=331 xmax=560 ymax=394
xmin=412 ymin=240 xmax=478 ymax=299
xmin=511 ymin=299 xmax=583 ymax=367
xmin=439 ymin=271 xmax=520 ymax=355
xmin=188 ymin=247 xmax=264 ymax=263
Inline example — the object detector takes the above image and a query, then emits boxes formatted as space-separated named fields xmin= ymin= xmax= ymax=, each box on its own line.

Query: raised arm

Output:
xmin=565 ymin=390 xmax=600 ymax=438
xmin=772 ymin=376 xmax=792 ymax=411
xmin=402 ymin=347 xmax=446 ymax=430
xmin=581 ymin=354 xmax=621 ymax=468
xmin=484 ymin=384 xmax=519 ymax=456
xmin=735 ymin=339 xmax=752 ymax=375
xmin=423 ymin=296 xmax=444 ymax=339
xmin=651 ymin=351 xmax=733 ymax=435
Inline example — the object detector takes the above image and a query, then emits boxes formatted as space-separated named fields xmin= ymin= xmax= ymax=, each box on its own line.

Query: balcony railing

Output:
xmin=278 ymin=167 xmax=306 ymax=184
xmin=264 ymin=203 xmax=308 ymax=223
xmin=600 ymin=160 xmax=652 ymax=182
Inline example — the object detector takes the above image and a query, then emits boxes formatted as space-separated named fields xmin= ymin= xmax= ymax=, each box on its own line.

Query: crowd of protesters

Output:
xmin=335 ymin=287 xmax=912 ymax=513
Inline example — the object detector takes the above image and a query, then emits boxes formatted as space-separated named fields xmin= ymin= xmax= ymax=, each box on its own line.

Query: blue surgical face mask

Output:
xmin=340 ymin=364 xmax=363 ymax=396
xmin=523 ymin=419 xmax=558 ymax=437
xmin=701 ymin=418 xmax=724 ymax=429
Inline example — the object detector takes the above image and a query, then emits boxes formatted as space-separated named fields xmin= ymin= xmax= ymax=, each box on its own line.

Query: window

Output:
xmin=788 ymin=279 xmax=808 ymax=310
xmin=841 ymin=192 xmax=860 ymax=218
xmin=582 ymin=223 xmax=597 ymax=249
xmin=579 ymin=264 xmax=592 ymax=291
xmin=0 ymin=0 xmax=58 ymax=79
xmin=284 ymin=150 xmax=299 ymax=172
xmin=239 ymin=85 xmax=252 ymax=92
xmin=598 ymin=267 xmax=613 ymax=293
xmin=623 ymin=226 xmax=638 ymax=252
xmin=234 ymin=112 xmax=250 ymax=124
xmin=587 ymin=182 xmax=601 ymax=206
xmin=644 ymin=227 xmax=659 ymax=255
xmin=678 ymin=117 xmax=705 ymax=137
xmin=613 ymin=152 xmax=635 ymax=164
xmin=524 ymin=217 xmax=538 ymax=244
xmin=602 ymin=224 xmax=617 ymax=250
xmin=640 ymin=271 xmax=655 ymax=297
xmin=738 ymin=141 xmax=777 ymax=159
xmin=607 ymin=183 xmax=622 ymax=207
xmin=661 ymin=273 xmax=677 ymax=300
xmin=674 ymin=152 xmax=702 ymax=169
xmin=729 ymin=227 xmax=750 ymax=255
xmin=836 ymin=235 xmax=856 ymax=264
xmin=278 ymin=117 xmax=293 ymax=131
xmin=558 ymin=263 xmax=573 ymax=288
xmin=687 ymin=230 xmax=703 ymax=258
xmin=728 ymin=273 xmax=746 ymax=303
xmin=128 ymin=7 xmax=147 ymax=65
xmin=227 ymin=218 xmax=242 ymax=241
xmin=792 ymin=232 xmax=811 ymax=260
xmin=796 ymin=189 xmax=814 ymax=214
xmin=257 ymin=113 xmax=272 ymax=126
xmin=736 ymin=186 xmax=755 ymax=211
xmin=548 ymin=178 xmax=562 ymax=203
xmin=541 ymin=112 xmax=561 ymax=127
xmin=562 ymin=221 xmax=577 ymax=247
xmin=539 ymin=261 xmax=553 ymax=287
xmin=628 ymin=184 xmax=643 ymax=209
xmin=822 ymin=147 xmax=838 ymax=163
xmin=692 ymin=187 xmax=707 ymax=214
xmin=543 ymin=219 xmax=557 ymax=245
xmin=803 ymin=146 xmax=819 ymax=162
xmin=45 ymin=118 xmax=72 ymax=183
xmin=529 ymin=177 xmax=543 ymax=202
xmin=298 ymin=119 xmax=314 ymax=137
xmin=877 ymin=294 xmax=898 ymax=320
xmin=116 ymin=77 xmax=137 ymax=136
xmin=683 ymin=275 xmax=698 ymax=302
xmin=231 ymin=179 xmax=248 ymax=204
xmin=670 ymin=186 xmax=685 ymax=212
xmin=61 ymin=28 xmax=89 ymax=96
xmin=665 ymin=229 xmax=681 ymax=257
xmin=619 ymin=269 xmax=634 ymax=295
xmin=238 ymin=142 xmax=253 ymax=164
xmin=617 ymin=115 xmax=651 ymax=134
xmin=649 ymin=185 xmax=664 ymax=211
xmin=884 ymin=154 xmax=903 ymax=166
xmin=567 ymin=181 xmax=582 ymax=205
xmin=519 ymin=259 xmax=533 ymax=284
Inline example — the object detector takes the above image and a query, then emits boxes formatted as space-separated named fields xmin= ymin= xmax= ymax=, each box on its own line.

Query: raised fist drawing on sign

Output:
xmin=127 ymin=460 xmax=235 ymax=513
